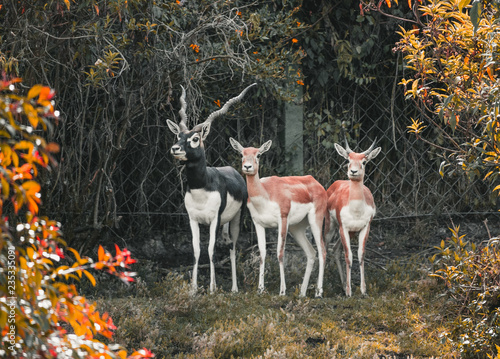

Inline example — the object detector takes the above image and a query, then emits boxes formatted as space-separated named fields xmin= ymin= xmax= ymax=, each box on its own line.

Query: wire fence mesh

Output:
xmin=51 ymin=74 xmax=499 ymax=238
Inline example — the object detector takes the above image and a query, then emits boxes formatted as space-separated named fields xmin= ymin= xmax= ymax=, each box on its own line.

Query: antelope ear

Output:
xmin=200 ymin=122 xmax=211 ymax=140
xmin=367 ymin=147 xmax=382 ymax=161
xmin=166 ymin=120 xmax=180 ymax=136
xmin=334 ymin=143 xmax=349 ymax=160
xmin=229 ymin=137 xmax=244 ymax=154
xmin=258 ymin=140 xmax=272 ymax=155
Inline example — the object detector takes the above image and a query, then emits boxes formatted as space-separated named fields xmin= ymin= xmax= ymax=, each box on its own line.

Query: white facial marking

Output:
xmin=188 ymin=133 xmax=201 ymax=148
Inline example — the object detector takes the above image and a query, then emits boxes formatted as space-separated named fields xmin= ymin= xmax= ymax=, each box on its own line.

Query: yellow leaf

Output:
xmin=1 ymin=176 xmax=9 ymax=197
xmin=12 ymin=151 xmax=19 ymax=167
xmin=27 ymin=247 xmax=35 ymax=260
xmin=67 ymin=247 xmax=82 ymax=263
xmin=83 ymin=270 xmax=97 ymax=286
xmin=484 ymin=171 xmax=494 ymax=180
xmin=411 ymin=78 xmax=419 ymax=98
xmin=458 ymin=0 xmax=471 ymax=11
xmin=67 ymin=274 xmax=79 ymax=281
xmin=1 ymin=144 xmax=12 ymax=166
xmin=27 ymin=85 xmax=43 ymax=100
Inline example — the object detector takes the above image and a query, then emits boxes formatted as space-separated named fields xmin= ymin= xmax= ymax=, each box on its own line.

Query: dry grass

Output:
xmin=95 ymin=256 xmax=457 ymax=359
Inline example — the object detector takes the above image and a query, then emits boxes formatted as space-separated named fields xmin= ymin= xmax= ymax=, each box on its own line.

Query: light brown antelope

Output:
xmin=326 ymin=139 xmax=381 ymax=297
xmin=166 ymin=83 xmax=256 ymax=294
xmin=230 ymin=138 xmax=329 ymax=297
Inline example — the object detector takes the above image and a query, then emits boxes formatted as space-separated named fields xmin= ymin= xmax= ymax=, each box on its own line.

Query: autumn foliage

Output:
xmin=0 ymin=78 xmax=153 ymax=358
xmin=394 ymin=0 xmax=500 ymax=192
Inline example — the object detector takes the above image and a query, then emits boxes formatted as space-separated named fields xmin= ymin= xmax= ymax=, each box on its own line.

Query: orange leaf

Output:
xmin=37 ymin=87 xmax=53 ymax=103
xmin=27 ymin=197 xmax=39 ymax=214
xmin=114 ymin=244 xmax=122 ymax=257
xmin=98 ymin=245 xmax=105 ymax=262
xmin=14 ymin=140 xmax=34 ymax=151
xmin=27 ymin=85 xmax=43 ymax=100
xmin=45 ymin=142 xmax=60 ymax=153
xmin=22 ymin=180 xmax=41 ymax=194
xmin=385 ymin=0 xmax=392 ymax=7
xmin=486 ymin=67 xmax=495 ymax=82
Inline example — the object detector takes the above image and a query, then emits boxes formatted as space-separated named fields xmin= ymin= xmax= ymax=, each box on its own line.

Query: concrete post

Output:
xmin=283 ymin=65 xmax=304 ymax=174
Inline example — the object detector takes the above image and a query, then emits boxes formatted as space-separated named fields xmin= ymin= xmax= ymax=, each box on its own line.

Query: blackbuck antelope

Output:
xmin=230 ymin=138 xmax=328 ymax=297
xmin=326 ymin=139 xmax=381 ymax=297
xmin=167 ymin=83 xmax=256 ymax=294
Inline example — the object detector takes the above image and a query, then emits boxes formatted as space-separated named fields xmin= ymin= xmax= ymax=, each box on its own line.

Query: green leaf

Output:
xmin=470 ymin=0 xmax=481 ymax=34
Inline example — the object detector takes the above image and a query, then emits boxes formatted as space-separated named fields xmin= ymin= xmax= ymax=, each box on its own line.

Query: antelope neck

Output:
xmin=348 ymin=178 xmax=365 ymax=201
xmin=245 ymin=172 xmax=268 ymax=199
xmin=185 ymin=156 xmax=208 ymax=190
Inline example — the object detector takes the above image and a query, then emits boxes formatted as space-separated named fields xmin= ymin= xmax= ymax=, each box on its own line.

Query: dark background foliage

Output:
xmin=0 ymin=0 xmax=498 ymax=256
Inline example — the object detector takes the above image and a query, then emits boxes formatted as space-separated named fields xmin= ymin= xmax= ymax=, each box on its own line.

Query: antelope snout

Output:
xmin=170 ymin=144 xmax=187 ymax=160
xmin=171 ymin=144 xmax=181 ymax=154
xmin=242 ymin=163 xmax=254 ymax=174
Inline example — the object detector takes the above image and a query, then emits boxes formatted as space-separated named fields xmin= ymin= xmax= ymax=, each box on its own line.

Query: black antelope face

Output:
xmin=167 ymin=120 xmax=211 ymax=162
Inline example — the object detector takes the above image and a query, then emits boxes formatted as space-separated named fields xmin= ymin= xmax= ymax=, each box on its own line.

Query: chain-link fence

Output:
xmin=51 ymin=74 xmax=499 ymax=240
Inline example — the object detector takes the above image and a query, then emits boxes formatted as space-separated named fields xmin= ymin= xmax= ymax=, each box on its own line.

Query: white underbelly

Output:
xmin=287 ymin=201 xmax=314 ymax=225
xmin=220 ymin=194 xmax=242 ymax=224
xmin=248 ymin=197 xmax=313 ymax=228
xmin=248 ymin=197 xmax=280 ymax=228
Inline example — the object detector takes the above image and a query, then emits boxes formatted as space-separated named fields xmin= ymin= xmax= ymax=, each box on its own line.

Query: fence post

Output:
xmin=283 ymin=65 xmax=304 ymax=174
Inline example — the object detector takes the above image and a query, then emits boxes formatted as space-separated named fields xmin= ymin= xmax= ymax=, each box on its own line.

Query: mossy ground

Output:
xmin=94 ymin=253 xmax=456 ymax=359
xmin=90 ymin=216 xmax=500 ymax=358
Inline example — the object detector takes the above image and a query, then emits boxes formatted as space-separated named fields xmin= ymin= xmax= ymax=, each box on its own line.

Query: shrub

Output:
xmin=0 ymin=77 xmax=152 ymax=358
xmin=431 ymin=226 xmax=500 ymax=357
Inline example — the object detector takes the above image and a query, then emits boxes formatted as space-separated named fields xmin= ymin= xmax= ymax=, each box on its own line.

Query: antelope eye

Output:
xmin=192 ymin=137 xmax=199 ymax=142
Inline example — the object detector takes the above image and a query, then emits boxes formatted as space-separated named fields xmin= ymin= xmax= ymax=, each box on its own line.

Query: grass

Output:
xmin=94 ymin=253 xmax=457 ymax=359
